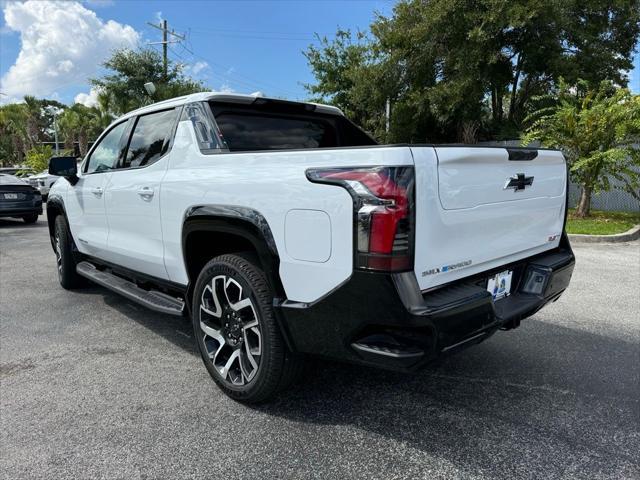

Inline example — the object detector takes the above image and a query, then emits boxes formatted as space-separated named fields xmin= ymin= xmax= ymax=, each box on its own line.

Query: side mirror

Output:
xmin=49 ymin=156 xmax=79 ymax=185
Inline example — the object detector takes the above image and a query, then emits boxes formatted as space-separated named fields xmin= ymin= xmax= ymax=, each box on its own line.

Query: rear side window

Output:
xmin=123 ymin=109 xmax=177 ymax=168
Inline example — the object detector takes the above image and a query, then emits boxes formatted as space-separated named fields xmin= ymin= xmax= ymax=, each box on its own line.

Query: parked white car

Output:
xmin=46 ymin=92 xmax=575 ymax=402
xmin=26 ymin=170 xmax=57 ymax=199
xmin=27 ymin=160 xmax=80 ymax=200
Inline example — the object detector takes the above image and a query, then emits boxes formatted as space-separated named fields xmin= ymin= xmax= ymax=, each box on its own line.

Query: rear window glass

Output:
xmin=210 ymin=102 xmax=376 ymax=152
xmin=214 ymin=113 xmax=336 ymax=151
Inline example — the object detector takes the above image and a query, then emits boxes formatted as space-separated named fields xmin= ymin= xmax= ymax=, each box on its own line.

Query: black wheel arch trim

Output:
xmin=182 ymin=205 xmax=294 ymax=350
xmin=46 ymin=195 xmax=68 ymax=248
xmin=46 ymin=196 xmax=85 ymax=265
xmin=181 ymin=205 xmax=282 ymax=301
xmin=183 ymin=205 xmax=278 ymax=253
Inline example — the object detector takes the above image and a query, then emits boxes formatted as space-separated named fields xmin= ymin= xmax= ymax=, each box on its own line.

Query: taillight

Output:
xmin=307 ymin=166 xmax=415 ymax=272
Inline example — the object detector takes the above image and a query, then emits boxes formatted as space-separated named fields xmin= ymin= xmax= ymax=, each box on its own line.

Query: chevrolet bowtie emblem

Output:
xmin=504 ymin=173 xmax=534 ymax=191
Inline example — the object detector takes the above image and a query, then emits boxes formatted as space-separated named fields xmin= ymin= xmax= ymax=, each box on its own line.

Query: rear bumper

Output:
xmin=278 ymin=235 xmax=574 ymax=370
xmin=0 ymin=203 xmax=43 ymax=218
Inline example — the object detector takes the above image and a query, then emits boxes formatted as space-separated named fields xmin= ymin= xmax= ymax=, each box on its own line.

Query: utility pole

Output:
xmin=46 ymin=106 xmax=61 ymax=156
xmin=162 ymin=19 xmax=168 ymax=79
xmin=147 ymin=19 xmax=185 ymax=80
xmin=53 ymin=115 xmax=59 ymax=156
xmin=385 ymin=98 xmax=391 ymax=135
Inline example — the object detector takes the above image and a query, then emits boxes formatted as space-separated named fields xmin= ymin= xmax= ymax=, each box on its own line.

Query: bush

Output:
xmin=24 ymin=145 xmax=53 ymax=173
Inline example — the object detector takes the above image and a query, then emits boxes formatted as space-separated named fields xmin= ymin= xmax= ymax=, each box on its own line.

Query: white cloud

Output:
xmin=74 ymin=86 xmax=100 ymax=107
xmin=0 ymin=0 xmax=139 ymax=103
xmin=182 ymin=60 xmax=209 ymax=79
xmin=218 ymin=83 xmax=236 ymax=94
xmin=191 ymin=61 xmax=208 ymax=76
xmin=84 ymin=0 xmax=115 ymax=7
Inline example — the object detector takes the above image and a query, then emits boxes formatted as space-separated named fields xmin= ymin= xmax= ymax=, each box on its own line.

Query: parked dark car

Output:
xmin=0 ymin=174 xmax=42 ymax=223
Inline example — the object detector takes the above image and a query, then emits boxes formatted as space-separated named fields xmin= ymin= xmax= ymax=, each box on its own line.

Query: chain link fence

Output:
xmin=569 ymin=181 xmax=640 ymax=212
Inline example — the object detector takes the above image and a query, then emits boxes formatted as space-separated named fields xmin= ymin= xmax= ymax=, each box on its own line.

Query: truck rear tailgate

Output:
xmin=412 ymin=146 xmax=567 ymax=291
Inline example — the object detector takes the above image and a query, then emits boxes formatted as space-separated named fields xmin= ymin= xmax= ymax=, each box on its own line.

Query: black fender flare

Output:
xmin=182 ymin=205 xmax=294 ymax=350
xmin=181 ymin=205 xmax=283 ymax=298
xmin=45 ymin=195 xmax=68 ymax=250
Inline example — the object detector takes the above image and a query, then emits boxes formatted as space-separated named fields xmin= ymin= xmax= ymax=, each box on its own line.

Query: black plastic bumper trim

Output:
xmin=279 ymin=242 xmax=575 ymax=371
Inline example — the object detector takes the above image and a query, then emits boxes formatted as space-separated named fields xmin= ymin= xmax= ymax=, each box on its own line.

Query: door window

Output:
xmin=85 ymin=121 xmax=128 ymax=173
xmin=123 ymin=109 xmax=177 ymax=168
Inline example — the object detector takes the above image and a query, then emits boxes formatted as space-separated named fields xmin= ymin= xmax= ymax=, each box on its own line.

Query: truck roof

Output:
xmin=119 ymin=92 xmax=344 ymax=121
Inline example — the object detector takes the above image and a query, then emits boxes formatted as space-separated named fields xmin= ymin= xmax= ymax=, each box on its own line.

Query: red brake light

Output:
xmin=307 ymin=166 xmax=415 ymax=272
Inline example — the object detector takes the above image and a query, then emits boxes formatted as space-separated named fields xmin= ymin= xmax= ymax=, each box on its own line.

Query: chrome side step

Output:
xmin=76 ymin=261 xmax=184 ymax=316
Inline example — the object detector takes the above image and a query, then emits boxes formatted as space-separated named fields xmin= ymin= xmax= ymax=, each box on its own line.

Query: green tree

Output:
xmin=0 ymin=103 xmax=29 ymax=166
xmin=304 ymin=0 xmax=640 ymax=143
xmin=523 ymin=81 xmax=640 ymax=218
xmin=91 ymin=48 xmax=207 ymax=116
xmin=0 ymin=96 xmax=64 ymax=166
xmin=559 ymin=0 xmax=640 ymax=87
xmin=24 ymin=144 xmax=53 ymax=173
xmin=58 ymin=104 xmax=106 ymax=157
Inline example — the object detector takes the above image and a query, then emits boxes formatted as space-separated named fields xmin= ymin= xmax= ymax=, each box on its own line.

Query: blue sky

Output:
xmin=0 ymin=0 xmax=393 ymax=104
xmin=0 ymin=0 xmax=637 ymax=106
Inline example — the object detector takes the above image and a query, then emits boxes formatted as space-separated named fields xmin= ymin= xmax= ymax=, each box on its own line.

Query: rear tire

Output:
xmin=22 ymin=214 xmax=38 ymax=224
xmin=54 ymin=215 xmax=84 ymax=289
xmin=192 ymin=254 xmax=302 ymax=403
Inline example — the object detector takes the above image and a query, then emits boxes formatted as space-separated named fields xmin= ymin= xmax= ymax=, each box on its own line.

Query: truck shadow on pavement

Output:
xmin=96 ymin=287 xmax=639 ymax=478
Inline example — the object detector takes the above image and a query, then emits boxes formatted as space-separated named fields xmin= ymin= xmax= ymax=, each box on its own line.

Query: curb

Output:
xmin=568 ymin=224 xmax=640 ymax=244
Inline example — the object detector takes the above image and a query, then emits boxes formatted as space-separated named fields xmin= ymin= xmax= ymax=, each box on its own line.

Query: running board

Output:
xmin=76 ymin=261 xmax=184 ymax=316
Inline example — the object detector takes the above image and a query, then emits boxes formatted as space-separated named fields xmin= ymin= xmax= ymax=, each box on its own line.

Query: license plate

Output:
xmin=3 ymin=193 xmax=18 ymax=199
xmin=487 ymin=270 xmax=512 ymax=300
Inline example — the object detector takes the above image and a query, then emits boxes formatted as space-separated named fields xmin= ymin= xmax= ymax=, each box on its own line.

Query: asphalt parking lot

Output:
xmin=1 ymin=215 xmax=639 ymax=480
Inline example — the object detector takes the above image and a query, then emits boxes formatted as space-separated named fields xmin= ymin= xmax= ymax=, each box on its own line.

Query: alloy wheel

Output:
xmin=199 ymin=275 xmax=262 ymax=386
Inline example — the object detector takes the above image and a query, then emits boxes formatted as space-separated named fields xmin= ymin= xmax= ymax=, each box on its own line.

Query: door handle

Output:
xmin=91 ymin=187 xmax=103 ymax=197
xmin=137 ymin=187 xmax=154 ymax=200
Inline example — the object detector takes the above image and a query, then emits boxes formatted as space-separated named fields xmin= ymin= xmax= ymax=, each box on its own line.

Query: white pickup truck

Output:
xmin=47 ymin=92 xmax=575 ymax=402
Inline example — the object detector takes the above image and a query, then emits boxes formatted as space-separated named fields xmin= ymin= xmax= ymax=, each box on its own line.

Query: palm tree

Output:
xmin=58 ymin=104 xmax=108 ymax=157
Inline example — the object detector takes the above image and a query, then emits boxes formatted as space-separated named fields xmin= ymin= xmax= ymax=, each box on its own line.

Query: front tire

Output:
xmin=22 ymin=214 xmax=39 ymax=224
xmin=53 ymin=215 xmax=84 ymax=289
xmin=192 ymin=254 xmax=302 ymax=403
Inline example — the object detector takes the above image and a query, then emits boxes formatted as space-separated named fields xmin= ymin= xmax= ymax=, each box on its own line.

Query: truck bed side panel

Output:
xmin=162 ymin=121 xmax=414 ymax=304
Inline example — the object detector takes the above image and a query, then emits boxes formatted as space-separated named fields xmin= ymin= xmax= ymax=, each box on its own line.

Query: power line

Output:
xmin=147 ymin=18 xmax=302 ymax=99
xmin=172 ymin=24 xmax=336 ymax=38
xmin=175 ymin=37 xmax=300 ymax=99
xmin=186 ymin=30 xmax=316 ymax=41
